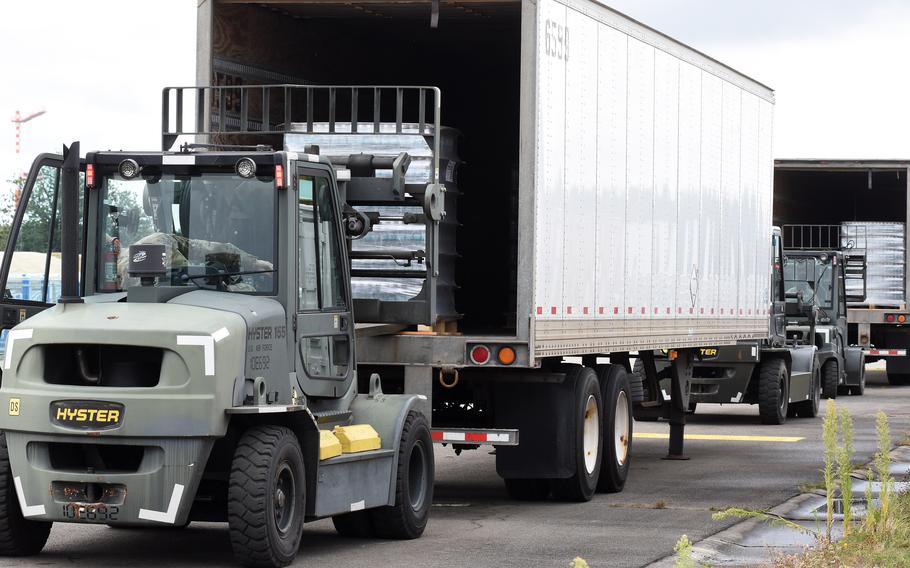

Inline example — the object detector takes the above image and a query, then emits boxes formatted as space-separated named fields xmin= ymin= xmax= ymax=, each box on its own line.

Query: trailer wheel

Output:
xmin=821 ymin=360 xmax=839 ymax=399
xmin=228 ymin=425 xmax=305 ymax=568
xmin=503 ymin=478 xmax=550 ymax=501
xmin=758 ymin=358 xmax=788 ymax=425
xmin=553 ymin=367 xmax=603 ymax=502
xmin=631 ymin=360 xmax=660 ymax=422
xmin=887 ymin=373 xmax=909 ymax=386
xmin=332 ymin=511 xmax=374 ymax=538
xmin=595 ymin=365 xmax=632 ymax=493
xmin=370 ymin=411 xmax=433 ymax=539
xmin=0 ymin=433 xmax=51 ymax=556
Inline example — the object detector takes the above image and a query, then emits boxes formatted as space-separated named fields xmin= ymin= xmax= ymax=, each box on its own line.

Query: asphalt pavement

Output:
xmin=6 ymin=363 xmax=910 ymax=568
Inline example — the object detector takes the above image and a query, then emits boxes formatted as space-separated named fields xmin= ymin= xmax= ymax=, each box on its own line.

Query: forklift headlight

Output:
xmin=235 ymin=157 xmax=257 ymax=178
xmin=118 ymin=159 xmax=140 ymax=179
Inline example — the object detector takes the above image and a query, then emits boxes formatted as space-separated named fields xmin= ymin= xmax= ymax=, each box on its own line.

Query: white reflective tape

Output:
xmin=257 ymin=406 xmax=288 ymax=413
xmin=661 ymin=389 xmax=671 ymax=401
xmin=162 ymin=155 xmax=195 ymax=165
xmin=13 ymin=476 xmax=45 ymax=517
xmin=138 ymin=483 xmax=185 ymax=524
xmin=487 ymin=433 xmax=510 ymax=443
xmin=177 ymin=335 xmax=215 ymax=376
xmin=286 ymin=152 xmax=299 ymax=161
xmin=4 ymin=329 xmax=32 ymax=370
xmin=350 ymin=500 xmax=365 ymax=512
xmin=305 ymin=153 xmax=320 ymax=163
xmin=442 ymin=432 xmax=466 ymax=442
xmin=336 ymin=169 xmax=351 ymax=181
xmin=211 ymin=327 xmax=230 ymax=343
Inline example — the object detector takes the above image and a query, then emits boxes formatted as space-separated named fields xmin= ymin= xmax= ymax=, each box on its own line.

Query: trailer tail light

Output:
xmin=498 ymin=346 xmax=516 ymax=365
xmin=892 ymin=314 xmax=909 ymax=323
xmin=886 ymin=314 xmax=896 ymax=322
xmin=275 ymin=164 xmax=285 ymax=189
xmin=85 ymin=164 xmax=94 ymax=188
xmin=469 ymin=345 xmax=490 ymax=365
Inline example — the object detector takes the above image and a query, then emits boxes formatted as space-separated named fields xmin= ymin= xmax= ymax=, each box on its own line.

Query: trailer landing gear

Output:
xmin=662 ymin=349 xmax=695 ymax=461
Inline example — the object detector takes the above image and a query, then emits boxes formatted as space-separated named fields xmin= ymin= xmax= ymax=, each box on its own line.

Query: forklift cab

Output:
xmin=783 ymin=251 xmax=848 ymax=351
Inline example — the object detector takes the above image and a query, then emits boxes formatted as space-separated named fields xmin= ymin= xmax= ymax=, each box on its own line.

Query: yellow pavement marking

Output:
xmin=633 ymin=432 xmax=804 ymax=443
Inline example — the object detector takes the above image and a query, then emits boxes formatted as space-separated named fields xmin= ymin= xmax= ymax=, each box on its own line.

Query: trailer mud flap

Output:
xmin=491 ymin=373 xmax=574 ymax=479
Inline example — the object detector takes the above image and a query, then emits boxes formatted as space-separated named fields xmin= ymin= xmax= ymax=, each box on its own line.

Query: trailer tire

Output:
xmin=631 ymin=360 xmax=660 ymax=422
xmin=332 ymin=511 xmax=374 ymax=538
xmin=370 ymin=411 xmax=433 ymax=540
xmin=758 ymin=358 xmax=789 ymax=425
xmin=228 ymin=425 xmax=305 ymax=568
xmin=553 ymin=367 xmax=603 ymax=502
xmin=887 ymin=373 xmax=910 ymax=386
xmin=821 ymin=360 xmax=839 ymax=399
xmin=595 ymin=365 xmax=632 ymax=493
xmin=0 ymin=433 xmax=51 ymax=557
xmin=503 ymin=478 xmax=550 ymax=501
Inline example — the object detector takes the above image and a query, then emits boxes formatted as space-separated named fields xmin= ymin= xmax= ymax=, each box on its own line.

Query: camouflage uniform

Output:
xmin=117 ymin=233 xmax=272 ymax=291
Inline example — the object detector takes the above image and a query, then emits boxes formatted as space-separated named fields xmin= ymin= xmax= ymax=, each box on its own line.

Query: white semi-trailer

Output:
xmin=0 ymin=0 xmax=777 ymax=508
xmin=184 ymin=0 xmax=777 ymax=500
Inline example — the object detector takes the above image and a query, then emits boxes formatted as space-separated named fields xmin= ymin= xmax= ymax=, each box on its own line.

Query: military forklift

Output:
xmin=0 ymin=142 xmax=434 ymax=567
xmin=632 ymin=229 xmax=823 ymax=425
xmin=781 ymin=226 xmax=867 ymax=398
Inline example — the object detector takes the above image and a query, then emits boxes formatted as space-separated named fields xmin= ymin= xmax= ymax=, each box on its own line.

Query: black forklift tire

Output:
xmin=789 ymin=361 xmax=820 ymax=418
xmin=332 ymin=511 xmax=374 ymax=538
xmin=228 ymin=425 xmax=305 ymax=568
xmin=849 ymin=363 xmax=866 ymax=396
xmin=887 ymin=373 xmax=910 ymax=386
xmin=758 ymin=358 xmax=788 ymax=425
xmin=503 ymin=478 xmax=550 ymax=501
xmin=370 ymin=411 xmax=433 ymax=539
xmin=0 ymin=433 xmax=51 ymax=556
xmin=821 ymin=360 xmax=839 ymax=399
xmin=553 ymin=367 xmax=604 ymax=502
xmin=595 ymin=365 xmax=632 ymax=493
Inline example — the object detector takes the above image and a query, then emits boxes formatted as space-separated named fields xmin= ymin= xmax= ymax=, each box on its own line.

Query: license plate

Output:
xmin=61 ymin=503 xmax=120 ymax=522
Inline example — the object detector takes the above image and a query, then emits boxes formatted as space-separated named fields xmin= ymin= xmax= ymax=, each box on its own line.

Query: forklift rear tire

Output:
xmin=370 ymin=411 xmax=433 ymax=539
xmin=503 ymin=478 xmax=550 ymax=501
xmin=758 ymin=359 xmax=789 ymax=425
xmin=228 ymin=425 xmax=305 ymax=568
xmin=849 ymin=363 xmax=866 ymax=395
xmin=0 ymin=433 xmax=51 ymax=556
xmin=821 ymin=360 xmax=839 ymax=399
xmin=789 ymin=360 xmax=820 ymax=418
xmin=595 ymin=365 xmax=632 ymax=493
xmin=553 ymin=367 xmax=603 ymax=502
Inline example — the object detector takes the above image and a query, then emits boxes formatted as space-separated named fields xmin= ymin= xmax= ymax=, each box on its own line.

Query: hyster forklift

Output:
xmin=0 ymin=143 xmax=433 ymax=567
xmin=633 ymin=229 xmax=864 ymax=425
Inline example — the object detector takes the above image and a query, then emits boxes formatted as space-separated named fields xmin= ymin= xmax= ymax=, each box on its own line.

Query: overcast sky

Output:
xmin=1 ymin=0 xmax=909 ymax=185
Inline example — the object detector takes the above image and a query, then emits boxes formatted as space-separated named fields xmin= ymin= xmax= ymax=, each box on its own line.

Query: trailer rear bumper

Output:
xmin=864 ymin=348 xmax=907 ymax=357
xmin=4 ymin=431 xmax=212 ymax=526
xmin=431 ymin=428 xmax=519 ymax=446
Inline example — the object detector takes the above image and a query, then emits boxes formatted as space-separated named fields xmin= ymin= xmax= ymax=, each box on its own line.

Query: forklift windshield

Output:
xmin=784 ymin=256 xmax=833 ymax=309
xmin=97 ymin=172 xmax=277 ymax=293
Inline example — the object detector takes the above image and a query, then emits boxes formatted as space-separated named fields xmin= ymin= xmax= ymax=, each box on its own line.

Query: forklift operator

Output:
xmin=101 ymin=172 xmax=277 ymax=293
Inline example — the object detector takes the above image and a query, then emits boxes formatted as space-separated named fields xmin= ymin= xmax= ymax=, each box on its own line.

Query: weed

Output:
xmin=673 ymin=535 xmax=697 ymax=568
xmin=838 ymin=406 xmax=855 ymax=536
xmin=821 ymin=399 xmax=839 ymax=540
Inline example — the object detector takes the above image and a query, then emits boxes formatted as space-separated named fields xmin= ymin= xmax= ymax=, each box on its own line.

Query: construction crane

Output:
xmin=11 ymin=109 xmax=46 ymax=155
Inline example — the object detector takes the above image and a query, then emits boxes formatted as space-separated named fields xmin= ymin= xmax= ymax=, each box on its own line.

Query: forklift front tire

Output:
xmin=228 ymin=425 xmax=305 ymax=568
xmin=0 ymin=433 xmax=51 ymax=556
xmin=821 ymin=360 xmax=839 ymax=399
